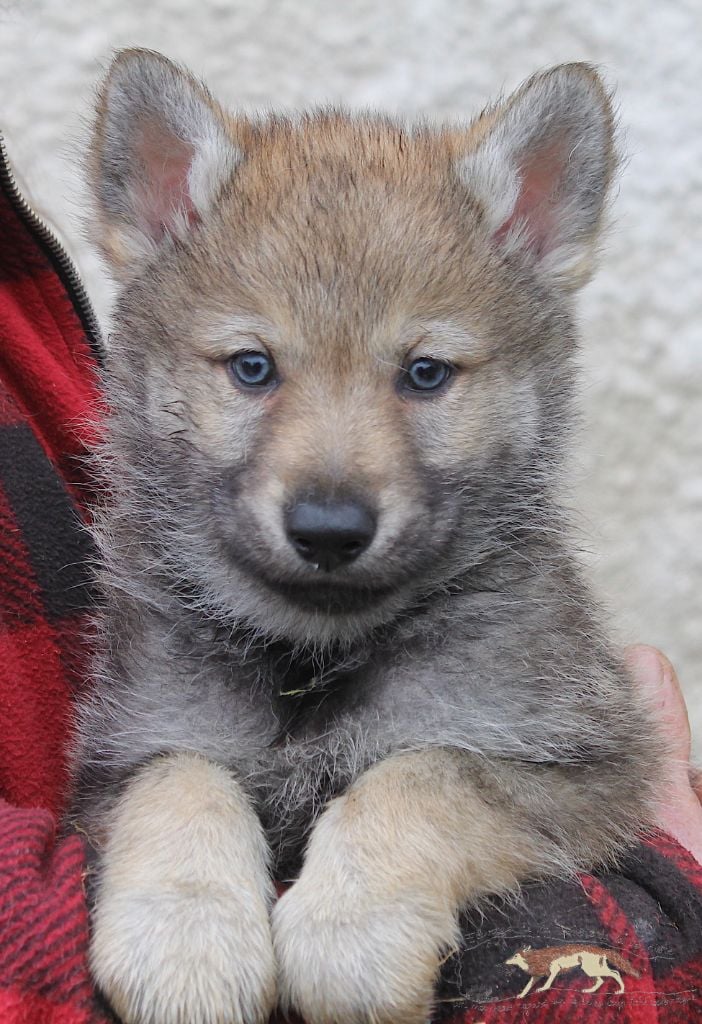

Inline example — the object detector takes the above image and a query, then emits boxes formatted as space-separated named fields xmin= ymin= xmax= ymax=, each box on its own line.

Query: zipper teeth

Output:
xmin=0 ymin=131 xmax=104 ymax=362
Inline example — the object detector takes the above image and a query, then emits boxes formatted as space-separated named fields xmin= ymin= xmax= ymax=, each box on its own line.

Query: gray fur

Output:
xmin=70 ymin=52 xmax=661 ymax=891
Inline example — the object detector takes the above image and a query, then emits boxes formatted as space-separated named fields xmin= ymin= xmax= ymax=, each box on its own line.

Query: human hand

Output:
xmin=625 ymin=644 xmax=702 ymax=863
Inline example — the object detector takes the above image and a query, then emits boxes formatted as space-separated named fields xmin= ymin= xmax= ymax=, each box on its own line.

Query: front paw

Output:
xmin=87 ymin=753 xmax=277 ymax=1024
xmin=273 ymin=881 xmax=453 ymax=1024
xmin=91 ymin=881 xmax=276 ymax=1024
xmin=271 ymin=795 xmax=457 ymax=1024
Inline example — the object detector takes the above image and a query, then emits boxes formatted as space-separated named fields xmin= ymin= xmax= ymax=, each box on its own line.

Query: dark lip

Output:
xmin=262 ymin=574 xmax=396 ymax=614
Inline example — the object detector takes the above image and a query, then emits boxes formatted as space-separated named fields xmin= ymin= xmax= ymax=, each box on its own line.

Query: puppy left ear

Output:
xmin=460 ymin=64 xmax=617 ymax=291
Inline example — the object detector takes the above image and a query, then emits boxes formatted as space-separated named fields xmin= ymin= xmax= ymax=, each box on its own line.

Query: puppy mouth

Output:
xmin=262 ymin=574 xmax=396 ymax=614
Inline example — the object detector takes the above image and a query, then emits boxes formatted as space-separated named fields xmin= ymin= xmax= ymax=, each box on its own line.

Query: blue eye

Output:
xmin=403 ymin=357 xmax=452 ymax=393
xmin=229 ymin=351 xmax=276 ymax=388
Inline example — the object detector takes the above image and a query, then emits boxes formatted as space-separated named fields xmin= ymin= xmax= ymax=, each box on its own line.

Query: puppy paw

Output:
xmin=92 ymin=880 xmax=278 ymax=1024
xmin=271 ymin=798 xmax=456 ymax=1024
xmin=89 ymin=753 xmax=276 ymax=1024
xmin=272 ymin=880 xmax=451 ymax=1024
xmin=91 ymin=882 xmax=276 ymax=1024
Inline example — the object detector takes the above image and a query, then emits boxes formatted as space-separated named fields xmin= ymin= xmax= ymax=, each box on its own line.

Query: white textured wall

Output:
xmin=1 ymin=0 xmax=700 ymax=742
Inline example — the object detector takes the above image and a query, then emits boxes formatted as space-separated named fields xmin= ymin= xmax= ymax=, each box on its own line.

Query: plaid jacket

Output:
xmin=0 ymin=136 xmax=700 ymax=1024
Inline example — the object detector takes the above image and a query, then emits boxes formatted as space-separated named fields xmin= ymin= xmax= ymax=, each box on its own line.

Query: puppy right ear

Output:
xmin=458 ymin=64 xmax=617 ymax=291
xmin=88 ymin=48 xmax=240 ymax=277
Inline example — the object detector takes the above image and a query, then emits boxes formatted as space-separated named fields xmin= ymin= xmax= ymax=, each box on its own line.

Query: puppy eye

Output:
xmin=228 ymin=351 xmax=276 ymax=389
xmin=402 ymin=357 xmax=452 ymax=393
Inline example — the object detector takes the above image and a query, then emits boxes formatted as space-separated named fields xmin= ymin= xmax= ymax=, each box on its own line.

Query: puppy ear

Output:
xmin=88 ymin=48 xmax=240 ymax=275
xmin=459 ymin=64 xmax=617 ymax=291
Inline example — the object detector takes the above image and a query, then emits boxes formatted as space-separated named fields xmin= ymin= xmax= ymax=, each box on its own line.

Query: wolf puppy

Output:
xmin=70 ymin=49 xmax=660 ymax=1024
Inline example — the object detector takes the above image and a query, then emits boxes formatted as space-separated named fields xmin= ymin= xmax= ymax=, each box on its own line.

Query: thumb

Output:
xmin=624 ymin=644 xmax=702 ymax=863
xmin=625 ymin=644 xmax=691 ymax=768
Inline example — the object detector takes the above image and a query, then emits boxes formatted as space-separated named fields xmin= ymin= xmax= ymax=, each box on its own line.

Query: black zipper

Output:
xmin=0 ymin=131 xmax=105 ymax=366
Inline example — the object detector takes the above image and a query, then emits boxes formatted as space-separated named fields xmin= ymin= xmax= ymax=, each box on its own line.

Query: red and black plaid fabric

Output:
xmin=435 ymin=832 xmax=702 ymax=1022
xmin=0 ymin=137 xmax=701 ymax=1024
xmin=0 ymin=139 xmax=107 ymax=1024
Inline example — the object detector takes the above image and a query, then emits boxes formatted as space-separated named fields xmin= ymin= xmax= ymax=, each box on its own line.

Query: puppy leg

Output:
xmin=90 ymin=752 xmax=276 ymax=1024
xmin=273 ymin=749 xmax=542 ymax=1024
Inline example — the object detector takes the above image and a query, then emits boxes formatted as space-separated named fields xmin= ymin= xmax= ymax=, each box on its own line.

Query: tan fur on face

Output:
xmin=90 ymin=753 xmax=276 ymax=1024
xmin=127 ymin=109 xmax=561 ymax=579
xmin=92 ymin=53 xmax=616 ymax=508
xmin=90 ymin=60 xmax=615 ymax=649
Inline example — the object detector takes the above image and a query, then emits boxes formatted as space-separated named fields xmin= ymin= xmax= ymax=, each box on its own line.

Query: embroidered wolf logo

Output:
xmin=505 ymin=944 xmax=641 ymax=997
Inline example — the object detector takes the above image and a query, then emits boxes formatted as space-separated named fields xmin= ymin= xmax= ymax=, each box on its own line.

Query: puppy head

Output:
xmin=89 ymin=50 xmax=616 ymax=644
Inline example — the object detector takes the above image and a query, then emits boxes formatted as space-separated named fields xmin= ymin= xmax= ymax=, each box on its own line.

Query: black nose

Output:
xmin=285 ymin=499 xmax=376 ymax=571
